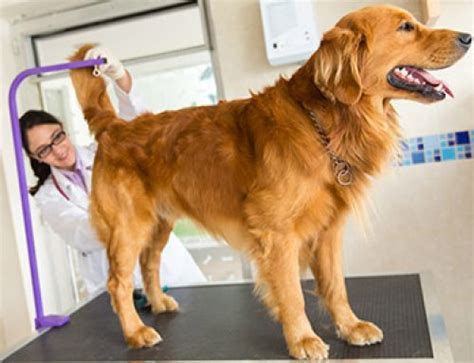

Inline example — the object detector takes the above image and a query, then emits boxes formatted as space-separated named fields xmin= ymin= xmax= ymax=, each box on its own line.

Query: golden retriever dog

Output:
xmin=69 ymin=5 xmax=470 ymax=360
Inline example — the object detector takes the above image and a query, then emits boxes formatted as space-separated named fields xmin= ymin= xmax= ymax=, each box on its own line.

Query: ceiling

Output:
xmin=0 ymin=0 xmax=104 ymax=20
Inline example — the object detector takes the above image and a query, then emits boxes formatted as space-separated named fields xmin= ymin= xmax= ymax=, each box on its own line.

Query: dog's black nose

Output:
xmin=458 ymin=32 xmax=472 ymax=49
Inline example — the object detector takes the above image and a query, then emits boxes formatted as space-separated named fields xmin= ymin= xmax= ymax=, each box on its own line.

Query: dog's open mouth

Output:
xmin=387 ymin=66 xmax=453 ymax=100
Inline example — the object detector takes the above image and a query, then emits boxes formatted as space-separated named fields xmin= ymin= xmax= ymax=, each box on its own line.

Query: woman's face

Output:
xmin=27 ymin=124 xmax=76 ymax=171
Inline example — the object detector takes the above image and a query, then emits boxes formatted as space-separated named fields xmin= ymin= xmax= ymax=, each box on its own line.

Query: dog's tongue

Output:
xmin=408 ymin=67 xmax=454 ymax=98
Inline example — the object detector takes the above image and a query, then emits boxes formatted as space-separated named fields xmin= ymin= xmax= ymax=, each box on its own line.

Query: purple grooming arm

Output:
xmin=8 ymin=57 xmax=105 ymax=330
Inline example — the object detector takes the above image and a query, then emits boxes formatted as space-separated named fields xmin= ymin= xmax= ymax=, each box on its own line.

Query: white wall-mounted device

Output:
xmin=259 ymin=0 xmax=318 ymax=66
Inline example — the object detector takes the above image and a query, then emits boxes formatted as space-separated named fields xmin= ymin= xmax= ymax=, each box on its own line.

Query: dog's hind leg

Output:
xmin=309 ymin=222 xmax=383 ymax=346
xmin=139 ymin=218 xmax=179 ymax=315
xmin=252 ymin=232 xmax=329 ymax=360
xmin=106 ymin=219 xmax=162 ymax=348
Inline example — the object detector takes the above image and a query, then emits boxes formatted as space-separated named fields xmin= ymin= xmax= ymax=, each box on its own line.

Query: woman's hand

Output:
xmin=84 ymin=46 xmax=125 ymax=80
xmin=85 ymin=46 xmax=132 ymax=93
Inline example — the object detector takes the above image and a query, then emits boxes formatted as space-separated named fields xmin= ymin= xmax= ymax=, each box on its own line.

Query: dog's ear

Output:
xmin=313 ymin=27 xmax=366 ymax=105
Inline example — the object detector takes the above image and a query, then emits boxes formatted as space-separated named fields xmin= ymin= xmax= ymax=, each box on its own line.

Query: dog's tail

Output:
xmin=69 ymin=44 xmax=121 ymax=140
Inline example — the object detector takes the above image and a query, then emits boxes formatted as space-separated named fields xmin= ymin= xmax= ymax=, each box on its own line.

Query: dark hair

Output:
xmin=19 ymin=110 xmax=63 ymax=195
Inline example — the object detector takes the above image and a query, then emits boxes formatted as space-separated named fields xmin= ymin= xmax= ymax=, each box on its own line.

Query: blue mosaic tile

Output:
xmin=455 ymin=131 xmax=470 ymax=145
xmin=412 ymin=152 xmax=425 ymax=164
xmin=398 ymin=129 xmax=474 ymax=167
xmin=423 ymin=135 xmax=439 ymax=149
xmin=441 ymin=148 xmax=456 ymax=161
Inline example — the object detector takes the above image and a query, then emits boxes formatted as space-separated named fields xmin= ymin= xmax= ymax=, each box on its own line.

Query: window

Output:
xmin=34 ymin=2 xmax=250 ymax=294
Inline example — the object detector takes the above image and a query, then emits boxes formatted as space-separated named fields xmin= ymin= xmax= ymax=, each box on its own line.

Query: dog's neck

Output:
xmin=287 ymin=58 xmax=401 ymax=178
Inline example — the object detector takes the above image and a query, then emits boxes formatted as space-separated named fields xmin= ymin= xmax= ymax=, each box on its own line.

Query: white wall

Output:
xmin=0 ymin=16 xmax=35 ymax=352
xmin=206 ymin=0 xmax=473 ymax=362
xmin=0 ymin=155 xmax=32 ymax=352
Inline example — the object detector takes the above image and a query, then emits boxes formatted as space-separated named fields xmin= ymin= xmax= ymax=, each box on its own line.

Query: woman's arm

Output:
xmin=115 ymin=70 xmax=132 ymax=94
xmin=84 ymin=46 xmax=146 ymax=120
xmin=113 ymin=79 xmax=147 ymax=121
xmin=35 ymin=184 xmax=104 ymax=253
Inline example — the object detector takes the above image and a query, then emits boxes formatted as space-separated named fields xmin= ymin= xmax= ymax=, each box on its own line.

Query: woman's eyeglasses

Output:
xmin=34 ymin=130 xmax=67 ymax=159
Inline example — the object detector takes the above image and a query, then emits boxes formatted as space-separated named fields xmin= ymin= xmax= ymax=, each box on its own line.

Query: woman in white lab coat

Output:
xmin=19 ymin=47 xmax=206 ymax=296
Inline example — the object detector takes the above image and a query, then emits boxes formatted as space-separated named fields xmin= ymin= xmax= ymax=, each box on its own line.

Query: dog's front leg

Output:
xmin=254 ymin=232 xmax=329 ymax=360
xmin=310 ymin=222 xmax=383 ymax=346
xmin=107 ymin=230 xmax=162 ymax=348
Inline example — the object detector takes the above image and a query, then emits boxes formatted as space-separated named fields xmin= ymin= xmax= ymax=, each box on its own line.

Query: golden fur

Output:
xmin=69 ymin=5 xmax=469 ymax=359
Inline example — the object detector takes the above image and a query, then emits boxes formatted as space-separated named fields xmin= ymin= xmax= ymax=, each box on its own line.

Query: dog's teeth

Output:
xmin=401 ymin=68 xmax=409 ymax=76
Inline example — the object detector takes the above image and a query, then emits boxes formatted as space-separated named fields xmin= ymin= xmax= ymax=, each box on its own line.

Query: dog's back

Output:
xmin=69 ymin=50 xmax=323 ymax=239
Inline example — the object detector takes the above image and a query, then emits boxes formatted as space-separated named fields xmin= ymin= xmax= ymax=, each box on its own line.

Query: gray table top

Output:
xmin=2 ymin=272 xmax=452 ymax=362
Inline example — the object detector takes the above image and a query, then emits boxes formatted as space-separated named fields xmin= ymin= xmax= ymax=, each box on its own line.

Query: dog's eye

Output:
xmin=398 ymin=21 xmax=415 ymax=32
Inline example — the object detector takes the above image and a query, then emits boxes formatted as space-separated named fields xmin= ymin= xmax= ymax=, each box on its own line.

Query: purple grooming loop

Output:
xmin=8 ymin=57 xmax=105 ymax=330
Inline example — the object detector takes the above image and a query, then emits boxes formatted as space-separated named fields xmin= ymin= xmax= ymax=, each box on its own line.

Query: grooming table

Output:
xmin=3 ymin=273 xmax=452 ymax=362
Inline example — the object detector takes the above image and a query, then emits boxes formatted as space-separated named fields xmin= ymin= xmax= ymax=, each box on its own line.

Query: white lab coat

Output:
xmin=34 ymin=84 xmax=206 ymax=295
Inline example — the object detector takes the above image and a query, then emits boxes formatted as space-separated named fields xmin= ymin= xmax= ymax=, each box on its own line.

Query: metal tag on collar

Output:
xmin=333 ymin=159 xmax=353 ymax=186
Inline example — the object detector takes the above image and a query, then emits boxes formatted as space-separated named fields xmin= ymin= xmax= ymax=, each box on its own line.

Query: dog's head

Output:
xmin=313 ymin=5 xmax=471 ymax=105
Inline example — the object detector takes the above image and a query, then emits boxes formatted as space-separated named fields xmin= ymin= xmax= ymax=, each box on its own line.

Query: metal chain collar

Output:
xmin=307 ymin=110 xmax=354 ymax=186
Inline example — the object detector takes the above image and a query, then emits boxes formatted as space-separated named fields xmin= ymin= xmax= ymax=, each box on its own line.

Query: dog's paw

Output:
xmin=151 ymin=293 xmax=179 ymax=315
xmin=337 ymin=320 xmax=383 ymax=346
xmin=288 ymin=335 xmax=329 ymax=360
xmin=126 ymin=325 xmax=162 ymax=348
